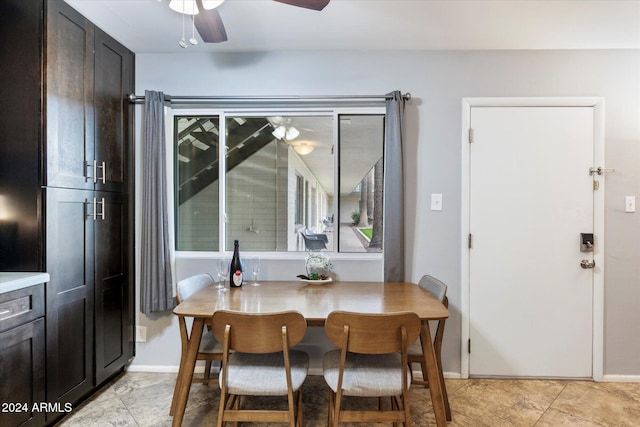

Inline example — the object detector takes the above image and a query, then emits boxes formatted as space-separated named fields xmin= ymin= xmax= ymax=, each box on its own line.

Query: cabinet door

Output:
xmin=94 ymin=28 xmax=134 ymax=194
xmin=94 ymin=192 xmax=133 ymax=383
xmin=46 ymin=0 xmax=95 ymax=190
xmin=0 ymin=318 xmax=46 ymax=427
xmin=45 ymin=188 xmax=95 ymax=421
xmin=0 ymin=0 xmax=44 ymax=271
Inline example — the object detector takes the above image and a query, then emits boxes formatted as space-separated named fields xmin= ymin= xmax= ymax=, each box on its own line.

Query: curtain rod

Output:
xmin=127 ymin=93 xmax=411 ymax=104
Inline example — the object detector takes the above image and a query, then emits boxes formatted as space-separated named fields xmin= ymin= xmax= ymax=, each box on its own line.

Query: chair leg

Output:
xmin=216 ymin=391 xmax=226 ymax=427
xmin=420 ymin=359 xmax=429 ymax=387
xmin=203 ymin=360 xmax=212 ymax=385
xmin=402 ymin=391 xmax=411 ymax=427
xmin=329 ymin=390 xmax=339 ymax=427
xmin=390 ymin=397 xmax=399 ymax=427
xmin=296 ymin=390 xmax=304 ymax=427
xmin=233 ymin=396 xmax=239 ymax=427
xmin=288 ymin=391 xmax=296 ymax=427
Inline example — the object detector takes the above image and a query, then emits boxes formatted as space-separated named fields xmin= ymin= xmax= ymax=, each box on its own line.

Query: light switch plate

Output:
xmin=625 ymin=196 xmax=636 ymax=213
xmin=135 ymin=326 xmax=147 ymax=342
xmin=431 ymin=193 xmax=443 ymax=211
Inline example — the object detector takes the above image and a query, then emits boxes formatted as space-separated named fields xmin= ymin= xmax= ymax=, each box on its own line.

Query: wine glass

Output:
xmin=216 ymin=258 xmax=229 ymax=292
xmin=249 ymin=257 xmax=261 ymax=286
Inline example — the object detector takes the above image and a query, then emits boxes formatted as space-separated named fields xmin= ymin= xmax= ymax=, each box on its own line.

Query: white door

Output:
xmin=468 ymin=105 xmax=597 ymax=378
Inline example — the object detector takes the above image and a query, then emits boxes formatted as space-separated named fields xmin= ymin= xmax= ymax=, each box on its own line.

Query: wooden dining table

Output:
xmin=171 ymin=280 xmax=450 ymax=427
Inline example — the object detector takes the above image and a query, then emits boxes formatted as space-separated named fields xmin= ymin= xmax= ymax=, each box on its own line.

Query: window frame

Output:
xmin=170 ymin=106 xmax=385 ymax=261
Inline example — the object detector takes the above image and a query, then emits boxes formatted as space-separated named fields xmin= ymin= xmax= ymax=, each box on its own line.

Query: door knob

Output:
xmin=580 ymin=259 xmax=595 ymax=269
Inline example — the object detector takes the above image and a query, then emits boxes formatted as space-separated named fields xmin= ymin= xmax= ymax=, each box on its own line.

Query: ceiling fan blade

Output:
xmin=194 ymin=0 xmax=227 ymax=43
xmin=273 ymin=0 xmax=330 ymax=11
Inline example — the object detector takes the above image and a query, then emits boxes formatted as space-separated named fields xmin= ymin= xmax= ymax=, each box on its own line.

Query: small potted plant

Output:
xmin=304 ymin=252 xmax=335 ymax=280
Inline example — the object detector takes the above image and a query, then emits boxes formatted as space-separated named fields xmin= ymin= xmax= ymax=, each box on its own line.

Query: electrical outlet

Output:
xmin=431 ymin=193 xmax=443 ymax=211
xmin=135 ymin=326 xmax=147 ymax=343
xmin=625 ymin=196 xmax=636 ymax=213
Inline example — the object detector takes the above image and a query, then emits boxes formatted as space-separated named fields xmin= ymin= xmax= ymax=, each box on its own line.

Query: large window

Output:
xmin=174 ymin=109 xmax=384 ymax=253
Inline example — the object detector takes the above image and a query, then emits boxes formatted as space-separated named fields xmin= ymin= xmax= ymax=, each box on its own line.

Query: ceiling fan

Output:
xmin=170 ymin=0 xmax=331 ymax=44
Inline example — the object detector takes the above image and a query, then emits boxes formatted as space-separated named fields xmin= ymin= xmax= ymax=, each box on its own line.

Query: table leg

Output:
xmin=420 ymin=321 xmax=447 ymax=426
xmin=170 ymin=327 xmax=189 ymax=416
xmin=172 ymin=317 xmax=205 ymax=427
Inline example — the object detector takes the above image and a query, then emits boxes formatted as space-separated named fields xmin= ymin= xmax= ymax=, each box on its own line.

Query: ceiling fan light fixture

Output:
xmin=293 ymin=142 xmax=314 ymax=156
xmin=202 ymin=0 xmax=225 ymax=10
xmin=285 ymin=126 xmax=300 ymax=141
xmin=169 ymin=0 xmax=224 ymax=15
xmin=272 ymin=124 xmax=300 ymax=141
xmin=169 ymin=0 xmax=197 ymax=15
xmin=272 ymin=126 xmax=286 ymax=140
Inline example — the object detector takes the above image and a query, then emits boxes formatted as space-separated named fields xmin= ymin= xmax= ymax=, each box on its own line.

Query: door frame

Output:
xmin=460 ymin=97 xmax=605 ymax=381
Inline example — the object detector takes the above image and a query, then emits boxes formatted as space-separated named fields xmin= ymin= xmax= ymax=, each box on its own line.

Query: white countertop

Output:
xmin=0 ymin=272 xmax=50 ymax=294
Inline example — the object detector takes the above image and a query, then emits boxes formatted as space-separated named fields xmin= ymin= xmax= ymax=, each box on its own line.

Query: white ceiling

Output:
xmin=65 ymin=0 xmax=640 ymax=54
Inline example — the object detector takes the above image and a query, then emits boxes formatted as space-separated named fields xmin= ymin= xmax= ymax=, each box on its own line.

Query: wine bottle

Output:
xmin=229 ymin=240 xmax=243 ymax=288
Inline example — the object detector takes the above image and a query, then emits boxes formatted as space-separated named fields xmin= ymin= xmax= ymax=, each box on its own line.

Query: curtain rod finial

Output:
xmin=404 ymin=92 xmax=411 ymax=101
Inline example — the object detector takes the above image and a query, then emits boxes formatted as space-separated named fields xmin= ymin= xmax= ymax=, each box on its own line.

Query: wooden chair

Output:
xmin=323 ymin=311 xmax=421 ymax=426
xmin=211 ymin=310 xmax=309 ymax=427
xmin=407 ymin=274 xmax=451 ymax=420
xmin=170 ymin=273 xmax=224 ymax=416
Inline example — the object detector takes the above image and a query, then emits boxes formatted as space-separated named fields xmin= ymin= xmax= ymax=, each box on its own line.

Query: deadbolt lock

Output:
xmin=580 ymin=233 xmax=594 ymax=253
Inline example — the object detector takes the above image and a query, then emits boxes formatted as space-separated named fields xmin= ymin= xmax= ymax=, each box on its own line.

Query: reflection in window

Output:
xmin=175 ymin=116 xmax=220 ymax=251
xmin=174 ymin=111 xmax=384 ymax=253
xmin=338 ymin=115 xmax=384 ymax=253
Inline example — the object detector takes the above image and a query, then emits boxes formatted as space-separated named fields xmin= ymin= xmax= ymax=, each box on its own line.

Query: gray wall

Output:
xmin=133 ymin=49 xmax=640 ymax=376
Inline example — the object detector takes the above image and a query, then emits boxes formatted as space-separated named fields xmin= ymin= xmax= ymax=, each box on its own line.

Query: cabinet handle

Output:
xmin=86 ymin=160 xmax=98 ymax=183
xmin=86 ymin=160 xmax=106 ymax=184
xmin=85 ymin=198 xmax=105 ymax=221
xmin=86 ymin=198 xmax=97 ymax=220
xmin=97 ymin=161 xmax=106 ymax=184
xmin=97 ymin=197 xmax=106 ymax=220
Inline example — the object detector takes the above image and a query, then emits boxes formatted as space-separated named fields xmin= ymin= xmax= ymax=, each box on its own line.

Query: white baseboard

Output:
xmin=602 ymin=375 xmax=640 ymax=383
xmin=126 ymin=365 xmax=180 ymax=374
xmin=126 ymin=365 xmax=462 ymax=380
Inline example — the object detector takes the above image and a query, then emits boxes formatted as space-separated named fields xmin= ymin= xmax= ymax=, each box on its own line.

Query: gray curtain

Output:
xmin=383 ymin=91 xmax=406 ymax=282
xmin=140 ymin=90 xmax=175 ymax=313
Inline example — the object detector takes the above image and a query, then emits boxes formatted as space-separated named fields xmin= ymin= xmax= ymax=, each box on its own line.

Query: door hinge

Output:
xmin=468 ymin=128 xmax=474 ymax=143
xmin=593 ymin=181 xmax=600 ymax=191
xmin=468 ymin=338 xmax=471 ymax=354
xmin=468 ymin=233 xmax=473 ymax=249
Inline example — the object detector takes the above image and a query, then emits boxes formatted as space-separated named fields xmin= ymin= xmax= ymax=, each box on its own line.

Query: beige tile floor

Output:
xmin=55 ymin=372 xmax=640 ymax=427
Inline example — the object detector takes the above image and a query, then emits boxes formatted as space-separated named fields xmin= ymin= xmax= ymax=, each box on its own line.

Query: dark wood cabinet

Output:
xmin=45 ymin=3 xmax=133 ymax=194
xmin=95 ymin=191 xmax=133 ymax=384
xmin=0 ymin=1 xmax=135 ymax=425
xmin=43 ymin=2 xmax=135 ymax=423
xmin=45 ymin=188 xmax=133 ymax=409
xmin=0 ymin=0 xmax=44 ymax=271
xmin=0 ymin=285 xmax=46 ymax=427
xmin=94 ymin=29 xmax=135 ymax=194
xmin=45 ymin=2 xmax=95 ymax=191
xmin=45 ymin=188 xmax=95 ymax=411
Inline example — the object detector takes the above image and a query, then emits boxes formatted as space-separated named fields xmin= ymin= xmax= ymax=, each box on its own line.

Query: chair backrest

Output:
xmin=300 ymin=232 xmax=327 ymax=250
xmin=176 ymin=273 xmax=215 ymax=304
xmin=211 ymin=310 xmax=307 ymax=353
xmin=325 ymin=311 xmax=421 ymax=354
xmin=418 ymin=275 xmax=447 ymax=303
